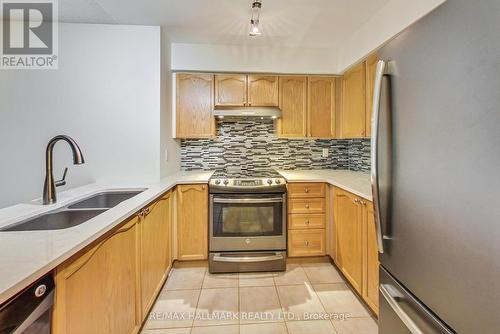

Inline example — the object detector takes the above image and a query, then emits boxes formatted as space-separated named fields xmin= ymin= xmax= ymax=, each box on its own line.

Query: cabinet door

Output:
xmin=247 ymin=75 xmax=279 ymax=106
xmin=177 ymin=184 xmax=208 ymax=260
xmin=215 ymin=74 xmax=247 ymax=106
xmin=334 ymin=188 xmax=363 ymax=293
xmin=53 ymin=219 xmax=139 ymax=334
xmin=341 ymin=63 xmax=366 ymax=138
xmin=140 ymin=191 xmax=172 ymax=316
xmin=277 ymin=76 xmax=307 ymax=137
xmin=176 ymin=73 xmax=215 ymax=138
xmin=307 ymin=76 xmax=336 ymax=138
xmin=365 ymin=54 xmax=378 ymax=137
xmin=362 ymin=201 xmax=379 ymax=315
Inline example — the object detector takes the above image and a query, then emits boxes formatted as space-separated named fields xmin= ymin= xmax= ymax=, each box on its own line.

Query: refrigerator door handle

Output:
xmin=371 ymin=59 xmax=388 ymax=253
xmin=380 ymin=284 xmax=425 ymax=334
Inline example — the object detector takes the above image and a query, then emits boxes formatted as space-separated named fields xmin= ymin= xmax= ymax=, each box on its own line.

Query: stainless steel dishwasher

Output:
xmin=0 ymin=273 xmax=54 ymax=334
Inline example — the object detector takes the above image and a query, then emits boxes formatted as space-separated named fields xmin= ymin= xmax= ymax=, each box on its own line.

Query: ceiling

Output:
xmin=59 ymin=0 xmax=390 ymax=49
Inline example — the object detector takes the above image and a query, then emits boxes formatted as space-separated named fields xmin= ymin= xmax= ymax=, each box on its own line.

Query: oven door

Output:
xmin=209 ymin=193 xmax=286 ymax=252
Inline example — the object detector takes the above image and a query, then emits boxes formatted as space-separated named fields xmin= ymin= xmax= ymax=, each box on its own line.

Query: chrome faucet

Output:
xmin=43 ymin=135 xmax=85 ymax=205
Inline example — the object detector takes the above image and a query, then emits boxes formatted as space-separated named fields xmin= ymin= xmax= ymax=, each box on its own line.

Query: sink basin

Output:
xmin=67 ymin=190 xmax=146 ymax=209
xmin=0 ymin=209 xmax=108 ymax=231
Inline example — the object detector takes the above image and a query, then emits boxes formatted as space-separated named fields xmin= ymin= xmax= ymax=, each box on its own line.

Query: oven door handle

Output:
xmin=213 ymin=197 xmax=283 ymax=204
xmin=212 ymin=253 xmax=284 ymax=263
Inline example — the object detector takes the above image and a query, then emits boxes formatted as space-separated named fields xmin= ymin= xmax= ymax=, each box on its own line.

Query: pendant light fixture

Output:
xmin=249 ymin=0 xmax=262 ymax=36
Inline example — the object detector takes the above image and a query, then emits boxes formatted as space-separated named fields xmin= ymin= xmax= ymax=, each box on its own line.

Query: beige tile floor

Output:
xmin=141 ymin=258 xmax=378 ymax=334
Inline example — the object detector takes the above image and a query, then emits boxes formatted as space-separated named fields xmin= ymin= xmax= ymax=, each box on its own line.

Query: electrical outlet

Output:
xmin=322 ymin=148 xmax=329 ymax=158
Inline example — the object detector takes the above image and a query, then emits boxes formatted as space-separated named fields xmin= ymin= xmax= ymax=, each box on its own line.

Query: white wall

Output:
xmin=160 ymin=29 xmax=181 ymax=177
xmin=171 ymin=0 xmax=446 ymax=74
xmin=171 ymin=43 xmax=339 ymax=74
xmin=338 ymin=0 xmax=447 ymax=72
xmin=0 ymin=23 xmax=163 ymax=208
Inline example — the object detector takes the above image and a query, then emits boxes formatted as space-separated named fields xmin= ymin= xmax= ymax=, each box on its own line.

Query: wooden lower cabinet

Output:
xmin=333 ymin=187 xmax=379 ymax=315
xmin=288 ymin=229 xmax=326 ymax=257
xmin=176 ymin=184 xmax=208 ymax=260
xmin=362 ymin=201 xmax=379 ymax=315
xmin=53 ymin=218 xmax=140 ymax=334
xmin=334 ymin=188 xmax=363 ymax=293
xmin=139 ymin=191 xmax=172 ymax=317
xmin=53 ymin=192 xmax=175 ymax=334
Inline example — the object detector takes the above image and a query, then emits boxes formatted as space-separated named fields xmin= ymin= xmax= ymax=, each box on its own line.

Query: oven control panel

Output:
xmin=210 ymin=177 xmax=286 ymax=188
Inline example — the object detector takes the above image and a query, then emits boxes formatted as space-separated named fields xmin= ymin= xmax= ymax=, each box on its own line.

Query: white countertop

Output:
xmin=0 ymin=170 xmax=213 ymax=305
xmin=276 ymin=169 xmax=372 ymax=201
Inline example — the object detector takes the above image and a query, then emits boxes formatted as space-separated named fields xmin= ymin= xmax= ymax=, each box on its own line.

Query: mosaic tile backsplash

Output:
xmin=180 ymin=119 xmax=370 ymax=175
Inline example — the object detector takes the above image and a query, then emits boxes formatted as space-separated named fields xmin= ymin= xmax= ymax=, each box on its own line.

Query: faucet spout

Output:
xmin=43 ymin=135 xmax=85 ymax=205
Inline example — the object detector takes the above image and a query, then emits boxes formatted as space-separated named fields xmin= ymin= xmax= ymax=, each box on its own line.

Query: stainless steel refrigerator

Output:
xmin=371 ymin=0 xmax=500 ymax=333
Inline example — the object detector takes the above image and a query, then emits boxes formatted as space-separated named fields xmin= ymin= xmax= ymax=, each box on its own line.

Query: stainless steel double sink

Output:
xmin=0 ymin=190 xmax=146 ymax=232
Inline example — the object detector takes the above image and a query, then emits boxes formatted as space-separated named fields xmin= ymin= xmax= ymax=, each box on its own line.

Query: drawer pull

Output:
xmin=305 ymin=240 xmax=310 ymax=246
xmin=305 ymin=204 xmax=310 ymax=209
xmin=305 ymin=220 xmax=310 ymax=225
xmin=304 ymin=188 xmax=310 ymax=193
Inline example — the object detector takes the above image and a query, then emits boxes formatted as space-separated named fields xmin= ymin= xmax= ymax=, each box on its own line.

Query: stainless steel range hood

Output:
xmin=213 ymin=106 xmax=282 ymax=119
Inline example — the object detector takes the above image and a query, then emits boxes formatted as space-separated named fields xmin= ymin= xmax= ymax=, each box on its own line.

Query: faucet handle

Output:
xmin=55 ymin=167 xmax=68 ymax=187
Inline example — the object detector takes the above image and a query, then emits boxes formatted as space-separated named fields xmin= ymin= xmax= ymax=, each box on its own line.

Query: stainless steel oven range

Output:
xmin=209 ymin=174 xmax=287 ymax=273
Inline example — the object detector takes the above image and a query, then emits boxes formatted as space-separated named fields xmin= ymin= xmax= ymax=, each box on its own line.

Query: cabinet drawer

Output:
xmin=288 ymin=214 xmax=325 ymax=229
xmin=288 ymin=197 xmax=325 ymax=214
xmin=288 ymin=183 xmax=326 ymax=198
xmin=288 ymin=229 xmax=326 ymax=257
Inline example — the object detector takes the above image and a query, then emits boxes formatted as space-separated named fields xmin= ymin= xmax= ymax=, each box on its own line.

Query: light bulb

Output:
xmin=249 ymin=19 xmax=261 ymax=36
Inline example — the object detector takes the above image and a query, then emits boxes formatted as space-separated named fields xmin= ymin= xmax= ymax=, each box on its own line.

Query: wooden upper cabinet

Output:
xmin=307 ymin=76 xmax=336 ymax=138
xmin=277 ymin=76 xmax=307 ymax=137
xmin=215 ymin=74 xmax=247 ymax=106
xmin=176 ymin=73 xmax=215 ymax=138
xmin=177 ymin=184 xmax=208 ymax=261
xmin=365 ymin=54 xmax=378 ymax=137
xmin=334 ymin=188 xmax=363 ymax=294
xmin=341 ymin=63 xmax=366 ymax=138
xmin=247 ymin=75 xmax=279 ymax=106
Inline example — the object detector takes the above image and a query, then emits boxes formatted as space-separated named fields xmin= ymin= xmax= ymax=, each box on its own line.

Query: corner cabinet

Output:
xmin=176 ymin=184 xmax=208 ymax=260
xmin=53 ymin=218 xmax=140 ymax=334
xmin=176 ymin=73 xmax=215 ymax=138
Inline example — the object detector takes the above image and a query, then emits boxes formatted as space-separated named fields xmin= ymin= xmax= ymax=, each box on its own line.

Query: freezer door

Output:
xmin=379 ymin=267 xmax=453 ymax=334
xmin=375 ymin=0 xmax=500 ymax=332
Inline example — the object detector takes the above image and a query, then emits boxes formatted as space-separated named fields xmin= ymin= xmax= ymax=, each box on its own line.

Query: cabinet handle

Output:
xmin=305 ymin=204 xmax=310 ymax=209
xmin=353 ymin=199 xmax=359 ymax=204
xmin=305 ymin=220 xmax=310 ymax=225
xmin=304 ymin=188 xmax=310 ymax=193
xmin=305 ymin=240 xmax=310 ymax=246
xmin=144 ymin=208 xmax=151 ymax=215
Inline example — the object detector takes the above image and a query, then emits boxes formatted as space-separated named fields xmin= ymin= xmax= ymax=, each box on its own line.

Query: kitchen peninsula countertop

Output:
xmin=0 ymin=170 xmax=214 ymax=305
xmin=276 ymin=169 xmax=372 ymax=201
